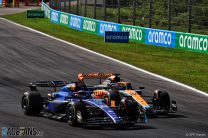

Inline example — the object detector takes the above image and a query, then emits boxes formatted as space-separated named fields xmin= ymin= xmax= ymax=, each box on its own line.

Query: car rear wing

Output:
xmin=77 ymin=72 xmax=120 ymax=84
xmin=29 ymin=81 xmax=68 ymax=91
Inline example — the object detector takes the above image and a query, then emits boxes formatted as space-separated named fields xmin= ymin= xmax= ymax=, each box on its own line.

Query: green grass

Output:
xmin=1 ymin=11 xmax=208 ymax=92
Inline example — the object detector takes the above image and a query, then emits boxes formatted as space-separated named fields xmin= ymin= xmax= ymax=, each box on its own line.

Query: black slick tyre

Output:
xmin=21 ymin=91 xmax=43 ymax=116
xmin=66 ymin=102 xmax=86 ymax=126
xmin=153 ymin=91 xmax=170 ymax=111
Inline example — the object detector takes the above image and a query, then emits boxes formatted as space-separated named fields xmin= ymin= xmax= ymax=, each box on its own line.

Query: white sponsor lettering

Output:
xmin=60 ymin=14 xmax=68 ymax=25
xmin=70 ymin=16 xmax=81 ymax=29
xmin=148 ymin=31 xmax=172 ymax=45
xmin=179 ymin=35 xmax=208 ymax=51
xmin=199 ymin=38 xmax=203 ymax=50
xmin=203 ymin=39 xmax=208 ymax=51
xmin=51 ymin=11 xmax=58 ymax=22
xmin=106 ymin=35 xmax=128 ymax=40
xmin=121 ymin=27 xmax=142 ymax=41
xmin=167 ymin=33 xmax=171 ymax=45
xmin=187 ymin=36 xmax=192 ymax=49
xmin=100 ymin=23 xmax=117 ymax=34
xmin=83 ymin=20 xmax=96 ymax=32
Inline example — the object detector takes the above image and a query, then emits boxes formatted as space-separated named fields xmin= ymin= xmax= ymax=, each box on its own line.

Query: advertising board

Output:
xmin=120 ymin=24 xmax=144 ymax=43
xmin=82 ymin=17 xmax=98 ymax=34
xmin=50 ymin=10 xmax=59 ymax=24
xmin=105 ymin=32 xmax=129 ymax=43
xmin=69 ymin=14 xmax=83 ymax=31
xmin=98 ymin=21 xmax=120 ymax=36
xmin=176 ymin=32 xmax=208 ymax=53
xmin=145 ymin=28 xmax=176 ymax=48
xmin=60 ymin=12 xmax=70 ymax=26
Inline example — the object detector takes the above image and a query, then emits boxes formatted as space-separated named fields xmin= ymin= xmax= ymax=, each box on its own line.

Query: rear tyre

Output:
xmin=21 ymin=91 xmax=43 ymax=116
xmin=66 ymin=102 xmax=86 ymax=126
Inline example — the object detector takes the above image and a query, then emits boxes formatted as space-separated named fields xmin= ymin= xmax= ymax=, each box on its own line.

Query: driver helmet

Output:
xmin=66 ymin=83 xmax=76 ymax=92
xmin=114 ymin=83 xmax=126 ymax=90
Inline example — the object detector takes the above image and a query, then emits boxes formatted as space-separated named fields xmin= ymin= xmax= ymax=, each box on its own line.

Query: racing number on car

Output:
xmin=93 ymin=90 xmax=107 ymax=97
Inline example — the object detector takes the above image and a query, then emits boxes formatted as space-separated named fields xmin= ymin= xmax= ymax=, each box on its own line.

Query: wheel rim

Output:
xmin=76 ymin=111 xmax=83 ymax=124
xmin=67 ymin=106 xmax=75 ymax=122
xmin=22 ymin=97 xmax=28 ymax=111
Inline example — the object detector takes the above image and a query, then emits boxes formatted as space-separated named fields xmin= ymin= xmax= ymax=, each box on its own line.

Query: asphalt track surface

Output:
xmin=0 ymin=19 xmax=207 ymax=138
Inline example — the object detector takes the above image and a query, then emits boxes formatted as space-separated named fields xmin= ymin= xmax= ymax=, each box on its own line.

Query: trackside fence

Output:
xmin=42 ymin=2 xmax=208 ymax=54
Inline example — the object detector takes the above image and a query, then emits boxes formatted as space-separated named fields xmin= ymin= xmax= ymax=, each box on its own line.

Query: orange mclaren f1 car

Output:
xmin=77 ymin=73 xmax=177 ymax=115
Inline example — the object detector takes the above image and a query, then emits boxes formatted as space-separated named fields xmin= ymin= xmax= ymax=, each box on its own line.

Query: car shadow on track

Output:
xmin=148 ymin=113 xmax=187 ymax=119
xmin=83 ymin=124 xmax=156 ymax=131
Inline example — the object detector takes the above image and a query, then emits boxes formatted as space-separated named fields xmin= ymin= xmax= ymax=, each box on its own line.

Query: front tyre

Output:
xmin=119 ymin=98 xmax=139 ymax=122
xmin=153 ymin=90 xmax=170 ymax=112
xmin=66 ymin=102 xmax=86 ymax=126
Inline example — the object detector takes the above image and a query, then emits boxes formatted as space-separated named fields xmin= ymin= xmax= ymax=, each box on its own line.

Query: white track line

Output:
xmin=1 ymin=17 xmax=208 ymax=97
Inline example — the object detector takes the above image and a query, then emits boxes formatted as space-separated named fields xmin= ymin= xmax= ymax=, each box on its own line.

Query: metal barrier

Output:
xmin=41 ymin=2 xmax=208 ymax=54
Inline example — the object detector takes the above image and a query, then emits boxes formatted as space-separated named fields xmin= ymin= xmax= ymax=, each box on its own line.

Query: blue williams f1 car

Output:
xmin=21 ymin=81 xmax=147 ymax=127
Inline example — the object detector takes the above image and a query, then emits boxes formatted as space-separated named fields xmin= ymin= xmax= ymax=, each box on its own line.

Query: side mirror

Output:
xmin=135 ymin=90 xmax=142 ymax=95
xmin=29 ymin=85 xmax=37 ymax=91
xmin=139 ymin=86 xmax=145 ymax=89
